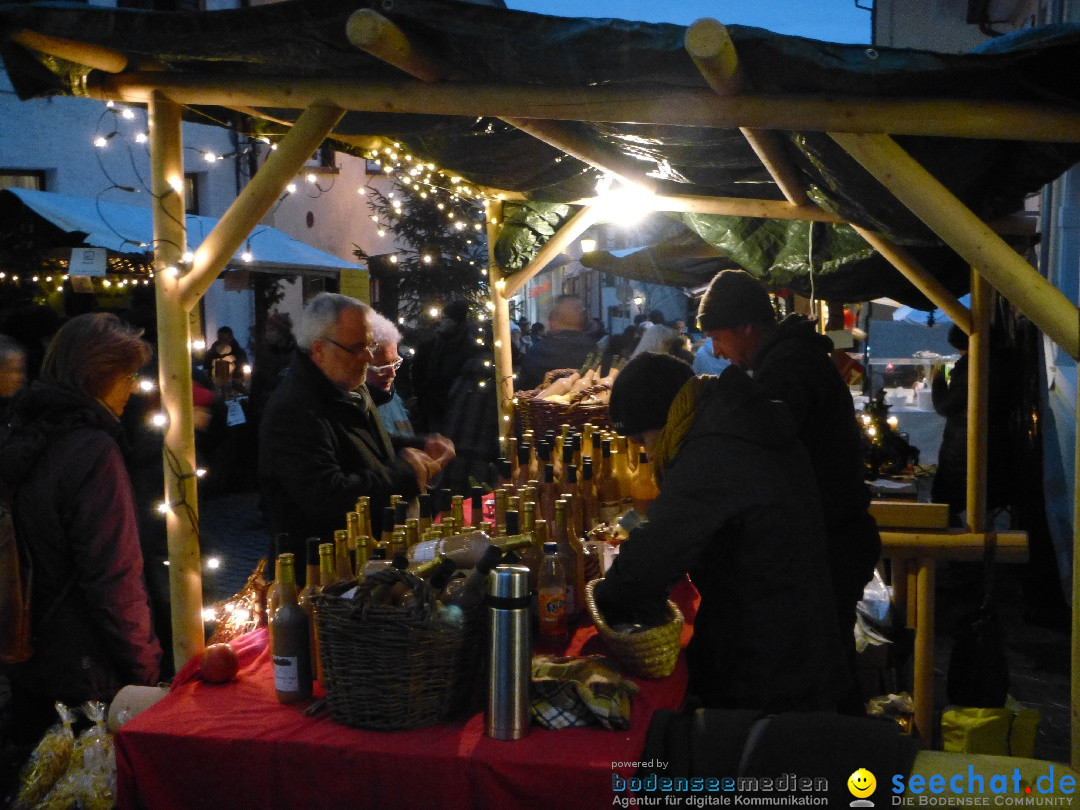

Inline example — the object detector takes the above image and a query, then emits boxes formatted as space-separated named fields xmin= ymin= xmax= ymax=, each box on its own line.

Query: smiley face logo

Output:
xmin=848 ymin=768 xmax=877 ymax=799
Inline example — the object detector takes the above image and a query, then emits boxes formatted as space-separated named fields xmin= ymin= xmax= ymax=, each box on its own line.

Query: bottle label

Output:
xmin=410 ymin=539 xmax=439 ymax=564
xmin=273 ymin=655 xmax=300 ymax=692
xmin=599 ymin=499 xmax=621 ymax=525
xmin=538 ymin=587 xmax=567 ymax=637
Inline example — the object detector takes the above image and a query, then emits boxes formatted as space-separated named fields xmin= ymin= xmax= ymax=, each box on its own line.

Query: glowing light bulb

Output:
xmin=121 ymin=108 xmax=135 ymax=120
xmin=206 ymin=557 xmax=221 ymax=570
xmin=182 ymin=251 xmax=194 ymax=263
xmin=94 ymin=136 xmax=109 ymax=148
xmin=202 ymin=608 xmax=217 ymax=622
xmin=306 ymin=173 xmax=317 ymax=184
xmin=192 ymin=338 xmax=207 ymax=351
xmin=150 ymin=411 xmax=168 ymax=428
xmin=429 ymin=306 xmax=441 ymax=318
xmin=156 ymin=501 xmax=170 ymax=514
xmin=203 ymin=151 xmax=218 ymax=163
xmin=241 ymin=251 xmax=253 ymax=263
xmin=196 ymin=468 xmax=207 ymax=478
xmin=139 ymin=378 xmax=156 ymax=393
xmin=286 ymin=183 xmax=297 ymax=194
xmin=135 ymin=132 xmax=148 ymax=144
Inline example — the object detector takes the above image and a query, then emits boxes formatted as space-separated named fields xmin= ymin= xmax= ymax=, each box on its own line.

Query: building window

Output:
xmin=0 ymin=171 xmax=46 ymax=191
xmin=184 ymin=173 xmax=201 ymax=214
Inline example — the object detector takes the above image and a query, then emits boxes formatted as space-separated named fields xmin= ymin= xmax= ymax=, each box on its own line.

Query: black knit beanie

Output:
xmin=697 ymin=269 xmax=775 ymax=331
xmin=609 ymin=352 xmax=694 ymax=436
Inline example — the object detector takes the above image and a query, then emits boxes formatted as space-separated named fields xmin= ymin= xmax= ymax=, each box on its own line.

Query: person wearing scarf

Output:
xmin=594 ymin=352 xmax=847 ymax=713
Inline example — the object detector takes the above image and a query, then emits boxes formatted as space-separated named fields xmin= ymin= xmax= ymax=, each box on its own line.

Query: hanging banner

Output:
xmin=70 ymin=247 xmax=107 ymax=277
xmin=339 ymin=268 xmax=370 ymax=303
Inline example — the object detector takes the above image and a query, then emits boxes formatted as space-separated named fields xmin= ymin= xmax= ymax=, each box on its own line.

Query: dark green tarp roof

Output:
xmin=2 ymin=0 xmax=1079 ymax=306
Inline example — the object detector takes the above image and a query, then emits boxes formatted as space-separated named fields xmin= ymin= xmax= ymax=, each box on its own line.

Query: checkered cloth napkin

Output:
xmin=530 ymin=655 xmax=639 ymax=730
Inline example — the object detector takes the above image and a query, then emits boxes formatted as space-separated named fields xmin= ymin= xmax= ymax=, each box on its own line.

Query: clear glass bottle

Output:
xmin=297 ymin=538 xmax=323 ymax=686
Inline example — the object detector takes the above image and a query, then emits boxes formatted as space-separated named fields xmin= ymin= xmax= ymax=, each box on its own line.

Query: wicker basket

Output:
xmin=514 ymin=369 xmax=611 ymax=438
xmin=585 ymin=578 xmax=683 ymax=679
xmin=314 ymin=568 xmax=482 ymax=730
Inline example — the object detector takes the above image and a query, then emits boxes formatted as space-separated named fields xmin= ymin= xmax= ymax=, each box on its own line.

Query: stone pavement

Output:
xmin=195 ymin=490 xmax=1072 ymax=763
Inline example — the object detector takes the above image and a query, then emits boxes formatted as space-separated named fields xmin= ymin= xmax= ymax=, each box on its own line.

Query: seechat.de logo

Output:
xmin=849 ymin=768 xmax=878 ymax=807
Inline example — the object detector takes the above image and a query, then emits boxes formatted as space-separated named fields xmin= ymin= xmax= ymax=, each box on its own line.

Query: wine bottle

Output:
xmin=552 ymin=499 xmax=584 ymax=619
xmin=407 ymin=530 xmax=536 ymax=569
xmin=265 ymin=532 xmax=289 ymax=639
xmin=470 ymin=486 xmax=485 ymax=528
xmin=580 ymin=458 xmax=599 ymax=531
xmin=272 ymin=553 xmax=313 ymax=704
xmin=360 ymin=542 xmax=392 ymax=578
xmin=442 ymin=543 xmax=503 ymax=612
xmin=297 ymin=538 xmax=323 ymax=685
xmin=631 ymin=451 xmax=660 ymax=515
xmin=418 ymin=493 xmax=433 ymax=534
xmin=333 ymin=529 xmax=352 ymax=585
xmin=597 ymin=439 xmax=622 ymax=525
xmin=451 ymin=494 xmax=466 ymax=528
xmin=318 ymin=542 xmax=336 ymax=587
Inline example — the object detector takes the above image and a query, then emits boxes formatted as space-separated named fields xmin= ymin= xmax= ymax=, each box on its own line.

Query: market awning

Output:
xmin=1 ymin=1 xmax=1078 ymax=306
xmin=0 ymin=187 xmax=361 ymax=277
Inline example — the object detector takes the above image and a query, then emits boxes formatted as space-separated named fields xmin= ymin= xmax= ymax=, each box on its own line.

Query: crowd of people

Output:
xmin=3 ymin=266 xmax=1044 ymax=777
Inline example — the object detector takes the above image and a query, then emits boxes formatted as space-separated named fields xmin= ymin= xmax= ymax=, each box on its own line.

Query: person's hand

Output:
xmin=399 ymin=447 xmax=442 ymax=490
xmin=424 ymin=434 xmax=456 ymax=468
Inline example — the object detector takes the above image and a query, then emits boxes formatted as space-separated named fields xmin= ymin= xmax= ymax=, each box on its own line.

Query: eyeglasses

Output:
xmin=369 ymin=358 xmax=403 ymax=374
xmin=323 ymin=337 xmax=379 ymax=358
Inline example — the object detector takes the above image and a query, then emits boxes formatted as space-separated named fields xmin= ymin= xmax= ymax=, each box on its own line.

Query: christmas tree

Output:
xmin=354 ymin=157 xmax=489 ymax=323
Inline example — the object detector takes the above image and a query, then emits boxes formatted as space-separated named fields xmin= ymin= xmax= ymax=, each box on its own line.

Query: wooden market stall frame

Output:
xmin=13 ymin=16 xmax=1080 ymax=759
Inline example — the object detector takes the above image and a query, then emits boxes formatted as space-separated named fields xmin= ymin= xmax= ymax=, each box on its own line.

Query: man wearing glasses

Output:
xmin=365 ymin=310 xmax=415 ymax=438
xmin=259 ymin=293 xmax=453 ymax=581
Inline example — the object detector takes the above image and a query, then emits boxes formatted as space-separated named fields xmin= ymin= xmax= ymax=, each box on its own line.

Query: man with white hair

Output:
xmin=365 ymin=310 xmax=416 ymax=438
xmin=259 ymin=293 xmax=453 ymax=580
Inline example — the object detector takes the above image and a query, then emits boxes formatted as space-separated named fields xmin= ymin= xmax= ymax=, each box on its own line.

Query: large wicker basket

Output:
xmin=514 ymin=369 xmax=611 ymax=438
xmin=585 ymin=578 xmax=683 ymax=679
xmin=314 ymin=568 xmax=482 ymax=730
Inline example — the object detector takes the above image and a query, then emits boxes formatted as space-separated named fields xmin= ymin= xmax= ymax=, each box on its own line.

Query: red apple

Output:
xmin=200 ymin=642 xmax=239 ymax=683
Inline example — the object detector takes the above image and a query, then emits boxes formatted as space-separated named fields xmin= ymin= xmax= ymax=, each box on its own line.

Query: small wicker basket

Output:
xmin=314 ymin=568 xmax=482 ymax=730
xmin=585 ymin=578 xmax=683 ymax=679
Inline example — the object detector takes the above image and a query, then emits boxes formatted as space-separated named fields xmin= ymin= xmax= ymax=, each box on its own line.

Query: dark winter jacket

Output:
xmin=751 ymin=315 xmax=881 ymax=603
xmin=518 ymin=329 xmax=599 ymax=390
xmin=595 ymin=367 xmax=847 ymax=713
xmin=258 ymin=351 xmax=424 ymax=568
xmin=0 ymin=382 xmax=161 ymax=705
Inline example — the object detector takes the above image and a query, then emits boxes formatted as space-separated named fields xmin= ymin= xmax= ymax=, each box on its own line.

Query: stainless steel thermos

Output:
xmin=485 ymin=564 xmax=532 ymax=740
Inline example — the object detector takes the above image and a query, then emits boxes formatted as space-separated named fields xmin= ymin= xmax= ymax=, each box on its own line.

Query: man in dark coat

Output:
xmin=518 ymin=295 xmax=598 ymax=390
xmin=699 ymin=269 xmax=881 ymax=713
xmin=595 ymin=353 xmax=846 ymax=713
xmin=258 ymin=294 xmax=453 ymax=581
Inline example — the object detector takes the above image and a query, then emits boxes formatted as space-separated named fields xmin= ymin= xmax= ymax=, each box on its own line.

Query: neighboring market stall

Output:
xmin=1 ymin=0 xmax=1078 ymax=756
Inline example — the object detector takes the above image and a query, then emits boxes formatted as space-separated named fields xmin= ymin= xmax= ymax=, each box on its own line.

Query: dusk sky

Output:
xmin=502 ymin=0 xmax=873 ymax=44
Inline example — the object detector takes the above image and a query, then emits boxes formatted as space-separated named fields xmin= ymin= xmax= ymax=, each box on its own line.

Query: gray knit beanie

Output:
xmin=697 ymin=269 xmax=775 ymax=331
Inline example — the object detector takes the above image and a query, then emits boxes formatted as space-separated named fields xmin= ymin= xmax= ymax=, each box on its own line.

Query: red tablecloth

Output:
xmin=115 ymin=582 xmax=697 ymax=810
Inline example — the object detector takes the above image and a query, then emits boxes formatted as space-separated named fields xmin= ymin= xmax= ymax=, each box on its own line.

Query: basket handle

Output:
xmin=567 ymin=383 xmax=611 ymax=408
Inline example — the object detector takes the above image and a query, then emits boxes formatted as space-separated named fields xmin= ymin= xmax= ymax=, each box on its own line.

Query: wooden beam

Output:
xmin=501 ymin=205 xmax=600 ymax=299
xmin=345 ymin=9 xmax=441 ymax=83
xmin=346 ymin=10 xmax=661 ymax=192
xmin=685 ymin=18 xmax=808 ymax=206
xmin=850 ymin=225 xmax=973 ymax=334
xmin=90 ymin=73 xmax=1080 ymax=144
xmin=651 ymin=193 xmax=844 ymax=222
xmin=832 ymin=132 xmax=1080 ymax=360
xmin=180 ymin=101 xmax=346 ymax=310
xmin=880 ymin=529 xmax=1027 ymax=561
xmin=148 ymin=91 xmax=204 ymax=670
xmin=11 ymin=28 xmax=128 ymax=73
xmin=486 ymin=200 xmax=515 ymax=447
xmin=966 ymin=271 xmax=991 ymax=532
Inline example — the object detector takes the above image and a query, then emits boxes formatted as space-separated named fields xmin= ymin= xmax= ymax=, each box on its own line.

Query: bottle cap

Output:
xmin=543 ymin=541 xmax=558 ymax=555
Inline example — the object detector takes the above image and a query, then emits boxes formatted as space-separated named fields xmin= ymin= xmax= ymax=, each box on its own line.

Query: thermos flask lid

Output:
xmin=488 ymin=564 xmax=530 ymax=601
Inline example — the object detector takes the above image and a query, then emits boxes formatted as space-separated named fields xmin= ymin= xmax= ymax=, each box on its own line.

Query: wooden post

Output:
xmin=148 ymin=91 xmax=203 ymax=669
xmin=913 ymin=557 xmax=936 ymax=743
xmin=966 ymin=272 xmax=991 ymax=532
xmin=180 ymin=101 xmax=346 ymax=310
xmin=1073 ymin=361 xmax=1080 ymax=768
xmin=831 ymin=132 xmax=1080 ymax=360
xmin=502 ymin=206 xmax=600 ymax=298
xmin=685 ymin=18 xmax=808 ymax=206
xmin=486 ymin=200 xmax=515 ymax=451
xmin=851 ymin=226 xmax=973 ymax=335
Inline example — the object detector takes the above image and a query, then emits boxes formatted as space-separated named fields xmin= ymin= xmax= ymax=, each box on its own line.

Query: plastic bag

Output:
xmin=11 ymin=703 xmax=76 ymax=810
xmin=855 ymin=568 xmax=893 ymax=653
xmin=36 ymin=701 xmax=116 ymax=810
